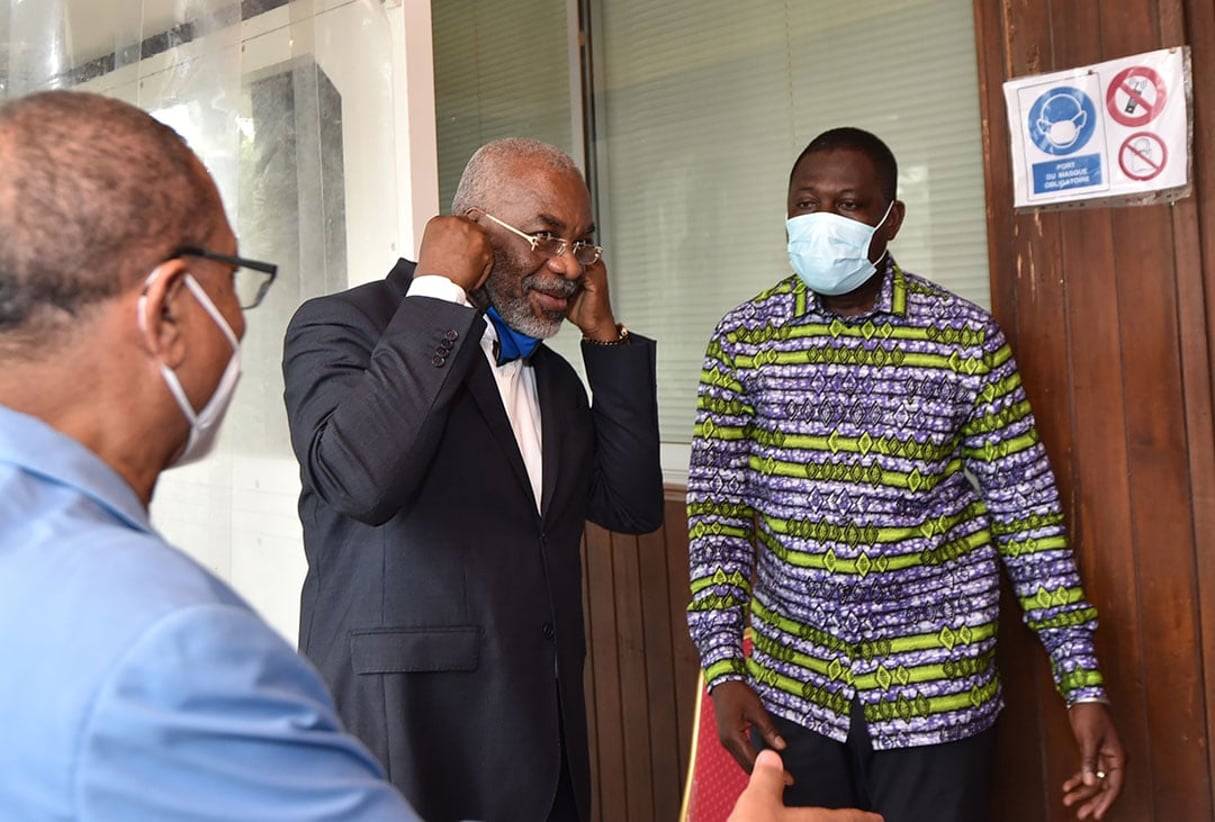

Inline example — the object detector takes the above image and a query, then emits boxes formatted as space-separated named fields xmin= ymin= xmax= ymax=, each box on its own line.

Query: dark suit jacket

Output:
xmin=281 ymin=259 xmax=663 ymax=822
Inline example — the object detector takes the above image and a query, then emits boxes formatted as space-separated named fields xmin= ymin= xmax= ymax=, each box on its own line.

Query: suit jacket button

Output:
xmin=444 ymin=329 xmax=459 ymax=341
xmin=432 ymin=355 xmax=446 ymax=367
xmin=542 ymin=622 xmax=555 ymax=640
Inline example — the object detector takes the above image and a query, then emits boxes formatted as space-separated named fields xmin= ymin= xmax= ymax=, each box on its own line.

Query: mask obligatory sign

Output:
xmin=1004 ymin=47 xmax=1191 ymax=210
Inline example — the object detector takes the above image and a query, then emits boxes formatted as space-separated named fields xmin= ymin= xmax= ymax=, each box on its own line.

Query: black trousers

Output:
xmin=754 ymin=700 xmax=995 ymax=822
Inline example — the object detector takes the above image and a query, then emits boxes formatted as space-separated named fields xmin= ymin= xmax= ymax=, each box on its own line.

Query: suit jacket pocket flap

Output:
xmin=350 ymin=626 xmax=479 ymax=674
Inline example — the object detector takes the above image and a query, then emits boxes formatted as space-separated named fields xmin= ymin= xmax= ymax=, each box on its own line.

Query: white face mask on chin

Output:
xmin=138 ymin=272 xmax=242 ymax=468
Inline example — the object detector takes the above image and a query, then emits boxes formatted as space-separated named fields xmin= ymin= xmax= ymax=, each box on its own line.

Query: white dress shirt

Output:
xmin=406 ymin=275 xmax=544 ymax=511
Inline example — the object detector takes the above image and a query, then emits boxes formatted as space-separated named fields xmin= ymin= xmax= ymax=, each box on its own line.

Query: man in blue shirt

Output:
xmin=0 ymin=90 xmax=422 ymax=821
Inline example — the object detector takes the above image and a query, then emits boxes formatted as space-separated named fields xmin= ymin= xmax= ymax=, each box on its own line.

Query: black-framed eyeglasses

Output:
xmin=474 ymin=210 xmax=603 ymax=267
xmin=172 ymin=246 xmax=279 ymax=309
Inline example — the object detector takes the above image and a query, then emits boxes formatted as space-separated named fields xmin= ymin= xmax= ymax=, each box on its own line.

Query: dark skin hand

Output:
xmin=565 ymin=257 xmax=619 ymax=342
xmin=1061 ymin=703 xmax=1127 ymax=820
xmin=415 ymin=214 xmax=495 ymax=294
xmin=713 ymin=680 xmax=792 ymax=784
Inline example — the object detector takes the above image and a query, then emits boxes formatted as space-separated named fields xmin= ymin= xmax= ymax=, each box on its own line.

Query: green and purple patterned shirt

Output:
xmin=687 ymin=258 xmax=1106 ymax=749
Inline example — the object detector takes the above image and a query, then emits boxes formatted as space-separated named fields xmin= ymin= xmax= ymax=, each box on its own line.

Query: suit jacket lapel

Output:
xmin=534 ymin=349 xmax=562 ymax=520
xmin=466 ymin=355 xmax=538 ymax=512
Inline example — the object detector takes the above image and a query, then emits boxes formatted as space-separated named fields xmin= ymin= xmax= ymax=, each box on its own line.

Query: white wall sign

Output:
xmin=1004 ymin=47 xmax=1191 ymax=210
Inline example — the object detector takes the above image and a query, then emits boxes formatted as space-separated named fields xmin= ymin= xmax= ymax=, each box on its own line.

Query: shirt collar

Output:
xmin=479 ymin=318 xmax=533 ymax=371
xmin=0 ymin=404 xmax=152 ymax=534
xmin=794 ymin=255 xmax=908 ymax=320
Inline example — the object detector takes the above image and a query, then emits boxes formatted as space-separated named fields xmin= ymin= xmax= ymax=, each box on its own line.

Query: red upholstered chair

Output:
xmin=679 ymin=633 xmax=753 ymax=822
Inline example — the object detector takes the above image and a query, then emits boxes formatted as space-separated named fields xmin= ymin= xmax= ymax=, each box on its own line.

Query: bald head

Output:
xmin=0 ymin=91 xmax=222 ymax=352
xmin=451 ymin=138 xmax=582 ymax=216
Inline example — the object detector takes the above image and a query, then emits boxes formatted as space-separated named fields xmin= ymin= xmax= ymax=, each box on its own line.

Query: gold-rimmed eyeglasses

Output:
xmin=473 ymin=210 xmax=603 ymax=267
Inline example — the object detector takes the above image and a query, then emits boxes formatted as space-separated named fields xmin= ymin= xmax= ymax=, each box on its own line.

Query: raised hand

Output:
xmin=415 ymin=215 xmax=495 ymax=294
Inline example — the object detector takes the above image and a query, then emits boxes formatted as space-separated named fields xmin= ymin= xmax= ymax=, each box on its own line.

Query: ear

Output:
xmin=883 ymin=200 xmax=907 ymax=242
xmin=137 ymin=260 xmax=191 ymax=369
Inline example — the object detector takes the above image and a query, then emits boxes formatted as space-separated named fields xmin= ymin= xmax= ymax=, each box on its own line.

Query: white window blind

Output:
xmin=432 ymin=0 xmax=574 ymax=211
xmin=589 ymin=0 xmax=991 ymax=446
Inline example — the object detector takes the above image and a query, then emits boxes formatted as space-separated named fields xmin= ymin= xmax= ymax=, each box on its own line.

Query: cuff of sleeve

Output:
xmin=704 ymin=657 xmax=749 ymax=690
xmin=406 ymin=274 xmax=469 ymax=306
xmin=1066 ymin=690 xmax=1111 ymax=709
xmin=706 ymin=673 xmax=748 ymax=695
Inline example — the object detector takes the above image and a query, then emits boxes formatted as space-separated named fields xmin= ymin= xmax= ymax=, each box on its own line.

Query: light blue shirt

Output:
xmin=0 ymin=405 xmax=422 ymax=821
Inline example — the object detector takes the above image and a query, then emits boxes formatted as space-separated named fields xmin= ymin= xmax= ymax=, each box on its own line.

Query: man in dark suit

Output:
xmin=282 ymin=138 xmax=664 ymax=822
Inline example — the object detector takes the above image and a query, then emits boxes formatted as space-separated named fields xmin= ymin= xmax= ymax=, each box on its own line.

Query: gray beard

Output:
xmin=485 ymin=270 xmax=573 ymax=339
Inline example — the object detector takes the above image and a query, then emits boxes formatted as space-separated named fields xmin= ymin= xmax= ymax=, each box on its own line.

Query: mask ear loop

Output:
xmin=873 ymin=198 xmax=896 ymax=231
xmin=136 ymin=267 xmax=201 ymax=426
xmin=135 ymin=266 xmax=236 ymax=426
xmin=138 ymin=264 xmax=239 ymax=352
xmin=136 ymin=266 xmax=164 ymax=338
xmin=866 ymin=198 xmax=899 ymax=267
xmin=179 ymin=275 xmax=240 ymax=351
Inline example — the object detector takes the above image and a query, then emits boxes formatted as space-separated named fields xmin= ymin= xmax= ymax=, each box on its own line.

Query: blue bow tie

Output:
xmin=486 ymin=305 xmax=541 ymax=366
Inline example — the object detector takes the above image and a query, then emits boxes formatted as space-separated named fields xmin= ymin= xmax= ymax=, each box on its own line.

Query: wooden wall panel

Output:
xmin=584 ymin=524 xmax=627 ymax=821
xmin=978 ymin=3 xmax=1077 ymax=821
xmin=636 ymin=524 xmax=683 ymax=822
xmin=1176 ymin=0 xmax=1215 ymax=803
xmin=663 ymin=489 xmax=700 ymax=786
xmin=583 ymin=491 xmax=699 ymax=822
xmin=971 ymin=0 xmax=1215 ymax=819
xmin=1099 ymin=0 xmax=1210 ymax=811
xmin=974 ymin=2 xmax=1050 ymax=819
xmin=613 ymin=530 xmax=656 ymax=821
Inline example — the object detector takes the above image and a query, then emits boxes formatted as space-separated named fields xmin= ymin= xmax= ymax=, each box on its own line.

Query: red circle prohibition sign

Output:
xmin=1105 ymin=66 xmax=1167 ymax=127
xmin=1118 ymin=131 xmax=1168 ymax=181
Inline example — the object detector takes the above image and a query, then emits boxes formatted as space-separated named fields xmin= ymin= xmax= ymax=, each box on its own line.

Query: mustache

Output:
xmin=522 ymin=273 xmax=579 ymax=298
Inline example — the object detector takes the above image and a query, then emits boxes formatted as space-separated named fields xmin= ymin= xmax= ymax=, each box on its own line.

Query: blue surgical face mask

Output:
xmin=786 ymin=200 xmax=895 ymax=296
xmin=485 ymin=304 xmax=541 ymax=366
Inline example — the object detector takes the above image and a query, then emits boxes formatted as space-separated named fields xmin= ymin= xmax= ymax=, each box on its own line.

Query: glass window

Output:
xmin=589 ymin=0 xmax=991 ymax=455
xmin=430 ymin=1 xmax=990 ymax=480
xmin=431 ymin=0 xmax=576 ymax=211
xmin=0 ymin=0 xmax=403 ymax=642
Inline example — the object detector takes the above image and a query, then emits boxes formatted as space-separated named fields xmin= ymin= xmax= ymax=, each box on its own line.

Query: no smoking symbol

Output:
xmin=1105 ymin=66 xmax=1167 ymax=127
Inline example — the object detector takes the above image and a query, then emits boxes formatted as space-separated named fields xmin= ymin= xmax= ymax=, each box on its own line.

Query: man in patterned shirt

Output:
xmin=687 ymin=127 xmax=1126 ymax=822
